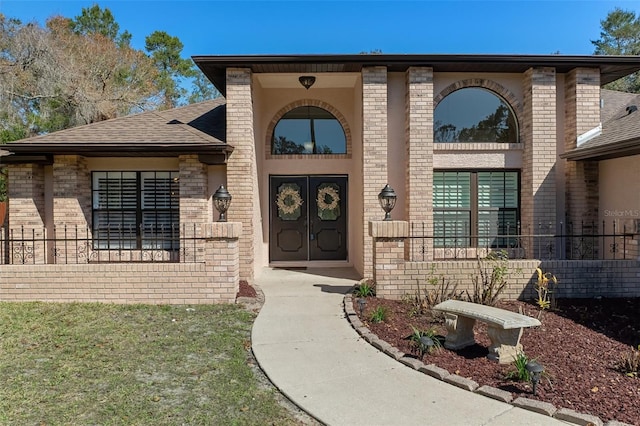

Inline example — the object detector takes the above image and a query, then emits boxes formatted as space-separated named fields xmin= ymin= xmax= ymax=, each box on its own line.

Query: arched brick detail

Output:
xmin=265 ymin=99 xmax=352 ymax=159
xmin=434 ymin=79 xmax=523 ymax=143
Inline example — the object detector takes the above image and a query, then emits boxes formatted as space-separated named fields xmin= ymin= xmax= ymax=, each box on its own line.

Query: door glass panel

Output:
xmin=276 ymin=183 xmax=304 ymax=220
xmin=316 ymin=182 xmax=341 ymax=221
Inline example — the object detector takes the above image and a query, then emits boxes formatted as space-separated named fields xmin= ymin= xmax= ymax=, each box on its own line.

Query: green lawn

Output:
xmin=0 ymin=302 xmax=301 ymax=425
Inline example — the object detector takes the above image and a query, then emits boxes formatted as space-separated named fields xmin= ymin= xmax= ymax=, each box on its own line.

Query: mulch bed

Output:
xmin=237 ymin=280 xmax=257 ymax=298
xmin=354 ymin=296 xmax=640 ymax=425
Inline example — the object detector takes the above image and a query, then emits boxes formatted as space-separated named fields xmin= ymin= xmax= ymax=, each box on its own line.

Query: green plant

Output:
xmin=504 ymin=351 xmax=531 ymax=382
xmin=618 ymin=344 xmax=640 ymax=377
xmin=354 ymin=278 xmax=375 ymax=297
xmin=403 ymin=266 xmax=462 ymax=317
xmin=405 ymin=326 xmax=443 ymax=356
xmin=535 ymin=267 xmax=558 ymax=310
xmin=369 ymin=306 xmax=388 ymax=323
xmin=466 ymin=250 xmax=509 ymax=306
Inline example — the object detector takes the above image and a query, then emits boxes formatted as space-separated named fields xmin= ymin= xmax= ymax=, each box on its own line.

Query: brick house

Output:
xmin=2 ymin=54 xmax=640 ymax=302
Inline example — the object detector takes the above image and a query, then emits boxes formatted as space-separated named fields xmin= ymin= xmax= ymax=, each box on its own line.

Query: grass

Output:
xmin=0 ymin=302 xmax=302 ymax=425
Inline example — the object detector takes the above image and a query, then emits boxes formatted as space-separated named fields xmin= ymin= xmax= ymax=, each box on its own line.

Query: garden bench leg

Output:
xmin=443 ymin=313 xmax=476 ymax=350
xmin=486 ymin=326 xmax=524 ymax=364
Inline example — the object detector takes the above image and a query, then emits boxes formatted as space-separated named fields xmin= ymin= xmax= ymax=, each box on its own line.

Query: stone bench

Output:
xmin=433 ymin=300 xmax=541 ymax=364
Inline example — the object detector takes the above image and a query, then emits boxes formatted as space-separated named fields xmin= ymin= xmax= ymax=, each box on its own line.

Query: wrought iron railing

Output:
xmin=408 ymin=220 xmax=639 ymax=261
xmin=1 ymin=224 xmax=206 ymax=265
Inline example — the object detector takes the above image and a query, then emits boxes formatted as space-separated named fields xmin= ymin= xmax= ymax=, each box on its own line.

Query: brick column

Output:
xmin=226 ymin=68 xmax=259 ymax=283
xmin=202 ymin=222 xmax=242 ymax=303
xmin=564 ymin=68 xmax=600 ymax=237
xmin=6 ymin=163 xmax=46 ymax=263
xmin=362 ymin=66 xmax=388 ymax=277
xmin=52 ymin=155 xmax=90 ymax=228
xmin=369 ymin=221 xmax=408 ymax=299
xmin=521 ymin=68 xmax=557 ymax=256
xmin=405 ymin=67 xmax=434 ymax=260
xmin=179 ymin=155 xmax=211 ymax=262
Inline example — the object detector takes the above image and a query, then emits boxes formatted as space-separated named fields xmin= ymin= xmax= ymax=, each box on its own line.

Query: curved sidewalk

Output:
xmin=252 ymin=267 xmax=567 ymax=426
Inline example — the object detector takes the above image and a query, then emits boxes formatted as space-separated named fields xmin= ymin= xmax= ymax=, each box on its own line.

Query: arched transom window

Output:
xmin=272 ymin=106 xmax=347 ymax=155
xmin=434 ymin=88 xmax=518 ymax=143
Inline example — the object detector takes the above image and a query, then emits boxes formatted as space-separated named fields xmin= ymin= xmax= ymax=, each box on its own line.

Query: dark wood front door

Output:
xmin=270 ymin=175 xmax=347 ymax=262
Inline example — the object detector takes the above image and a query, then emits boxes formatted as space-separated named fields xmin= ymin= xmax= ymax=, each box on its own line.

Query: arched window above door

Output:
xmin=272 ymin=106 xmax=347 ymax=155
xmin=434 ymin=87 xmax=519 ymax=144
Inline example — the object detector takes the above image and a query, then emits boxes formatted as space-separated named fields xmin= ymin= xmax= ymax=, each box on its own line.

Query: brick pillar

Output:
xmin=370 ymin=220 xmax=408 ymax=299
xmin=522 ymin=68 xmax=557 ymax=256
xmin=7 ymin=163 xmax=46 ymax=263
xmin=202 ymin=222 xmax=242 ymax=303
xmin=362 ymin=66 xmax=388 ymax=277
xmin=226 ymin=68 xmax=259 ymax=283
xmin=405 ymin=67 xmax=434 ymax=260
xmin=179 ymin=155 xmax=211 ymax=262
xmin=564 ymin=68 xmax=600 ymax=238
xmin=52 ymin=156 xmax=90 ymax=228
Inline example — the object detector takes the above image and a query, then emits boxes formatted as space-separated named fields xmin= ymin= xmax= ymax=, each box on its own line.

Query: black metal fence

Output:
xmin=1 ymin=224 xmax=206 ymax=264
xmin=408 ymin=220 xmax=639 ymax=261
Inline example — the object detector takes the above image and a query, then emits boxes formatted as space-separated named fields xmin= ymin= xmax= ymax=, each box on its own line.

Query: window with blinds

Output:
xmin=433 ymin=171 xmax=519 ymax=248
xmin=92 ymin=171 xmax=180 ymax=249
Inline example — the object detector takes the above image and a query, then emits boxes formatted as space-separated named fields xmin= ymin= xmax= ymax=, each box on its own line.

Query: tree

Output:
xmin=188 ymin=72 xmax=220 ymax=104
xmin=592 ymin=7 xmax=640 ymax=92
xmin=145 ymin=31 xmax=196 ymax=109
xmin=69 ymin=4 xmax=131 ymax=46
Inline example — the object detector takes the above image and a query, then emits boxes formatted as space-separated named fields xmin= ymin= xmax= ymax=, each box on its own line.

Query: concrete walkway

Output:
xmin=252 ymin=267 xmax=567 ymax=426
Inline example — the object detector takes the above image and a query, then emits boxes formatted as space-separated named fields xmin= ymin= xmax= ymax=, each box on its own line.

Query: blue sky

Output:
xmin=1 ymin=0 xmax=638 ymax=57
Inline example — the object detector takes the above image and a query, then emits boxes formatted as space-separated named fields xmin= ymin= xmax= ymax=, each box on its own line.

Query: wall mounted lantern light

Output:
xmin=378 ymin=184 xmax=397 ymax=221
xmin=298 ymin=76 xmax=316 ymax=90
xmin=213 ymin=185 xmax=232 ymax=222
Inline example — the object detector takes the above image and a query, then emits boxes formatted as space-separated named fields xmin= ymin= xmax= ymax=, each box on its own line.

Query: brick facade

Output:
xmin=564 ymin=68 xmax=601 ymax=237
xmin=362 ymin=67 xmax=388 ymax=277
xmin=521 ymin=68 xmax=557 ymax=247
xmin=405 ymin=67 xmax=434 ymax=260
xmin=225 ymin=68 xmax=259 ymax=283
xmin=370 ymin=220 xmax=640 ymax=301
xmin=1 ymin=222 xmax=242 ymax=304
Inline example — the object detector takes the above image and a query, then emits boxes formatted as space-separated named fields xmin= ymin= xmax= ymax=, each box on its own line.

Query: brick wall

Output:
xmin=179 ymin=155 xmax=211 ymax=262
xmin=226 ymin=68 xmax=259 ymax=283
xmin=362 ymin=66 xmax=388 ymax=277
xmin=0 ymin=222 xmax=242 ymax=304
xmin=521 ymin=68 xmax=557 ymax=244
xmin=564 ymin=68 xmax=601 ymax=237
xmin=52 ymin=155 xmax=91 ymax=261
xmin=405 ymin=67 xmax=434 ymax=260
xmin=370 ymin=221 xmax=640 ymax=300
xmin=7 ymin=163 xmax=46 ymax=262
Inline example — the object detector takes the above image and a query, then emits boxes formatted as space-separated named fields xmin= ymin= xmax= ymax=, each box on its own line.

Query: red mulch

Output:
xmin=236 ymin=280 xmax=257 ymax=298
xmin=354 ymin=297 xmax=640 ymax=425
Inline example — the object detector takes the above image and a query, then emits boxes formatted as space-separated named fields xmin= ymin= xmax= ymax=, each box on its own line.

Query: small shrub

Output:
xmin=534 ymin=267 xmax=558 ymax=310
xmin=369 ymin=306 xmax=388 ymax=323
xmin=466 ymin=250 xmax=509 ymax=306
xmin=354 ymin=279 xmax=375 ymax=297
xmin=504 ymin=351 xmax=531 ymax=382
xmin=618 ymin=344 xmax=640 ymax=377
xmin=403 ymin=266 xmax=462 ymax=317
xmin=405 ymin=326 xmax=443 ymax=356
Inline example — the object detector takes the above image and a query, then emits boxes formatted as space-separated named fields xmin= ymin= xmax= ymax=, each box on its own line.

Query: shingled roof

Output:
xmin=2 ymin=98 xmax=231 ymax=164
xmin=563 ymin=90 xmax=640 ymax=161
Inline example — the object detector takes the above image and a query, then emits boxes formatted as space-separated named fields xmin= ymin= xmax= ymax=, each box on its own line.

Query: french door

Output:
xmin=269 ymin=175 xmax=347 ymax=262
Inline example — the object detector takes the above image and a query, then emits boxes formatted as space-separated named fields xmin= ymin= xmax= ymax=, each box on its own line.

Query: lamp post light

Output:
xmin=213 ymin=185 xmax=232 ymax=222
xmin=525 ymin=360 xmax=545 ymax=396
xmin=419 ymin=336 xmax=434 ymax=358
xmin=378 ymin=184 xmax=397 ymax=221
xmin=357 ymin=298 xmax=367 ymax=316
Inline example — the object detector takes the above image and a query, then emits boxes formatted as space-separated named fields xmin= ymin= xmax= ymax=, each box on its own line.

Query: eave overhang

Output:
xmin=192 ymin=54 xmax=640 ymax=96
xmin=1 ymin=143 xmax=234 ymax=165
xmin=561 ymin=139 xmax=640 ymax=161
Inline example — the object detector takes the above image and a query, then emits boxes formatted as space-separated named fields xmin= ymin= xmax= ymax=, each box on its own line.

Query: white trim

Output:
xmin=577 ymin=123 xmax=602 ymax=146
